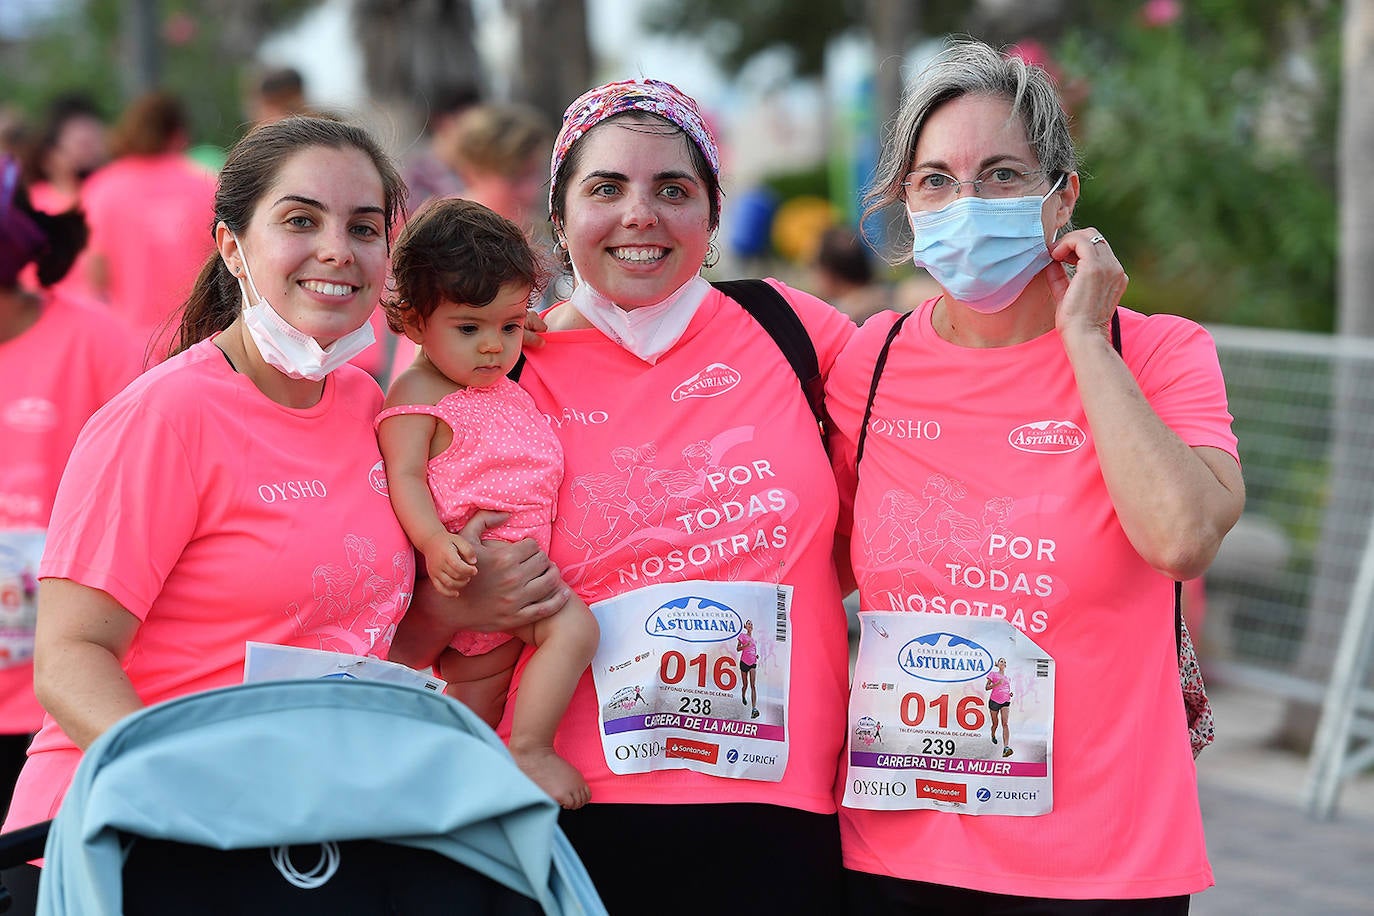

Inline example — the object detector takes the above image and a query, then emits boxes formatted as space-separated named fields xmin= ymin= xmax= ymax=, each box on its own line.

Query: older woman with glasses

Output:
xmin=826 ymin=40 xmax=1244 ymax=914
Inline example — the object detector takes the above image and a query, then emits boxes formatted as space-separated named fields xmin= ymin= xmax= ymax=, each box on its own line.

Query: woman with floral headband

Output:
xmin=390 ymin=78 xmax=856 ymax=913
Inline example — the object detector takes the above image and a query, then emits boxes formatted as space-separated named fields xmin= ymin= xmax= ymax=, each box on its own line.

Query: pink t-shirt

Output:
xmin=4 ymin=339 xmax=414 ymax=829
xmin=0 ymin=292 xmax=141 ymax=733
xmin=507 ymin=279 xmax=856 ymax=813
xmin=737 ymin=630 xmax=759 ymax=667
xmin=376 ymin=377 xmax=563 ymax=551
xmin=377 ymin=377 xmax=563 ymax=657
xmin=827 ymin=302 xmax=1238 ymax=899
xmin=79 ymin=154 xmax=217 ymax=359
xmin=985 ymin=669 xmax=1011 ymax=705
xmin=21 ymin=182 xmax=100 ymax=304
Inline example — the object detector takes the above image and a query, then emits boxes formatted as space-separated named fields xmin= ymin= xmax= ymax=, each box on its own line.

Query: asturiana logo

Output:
xmin=645 ymin=595 xmax=742 ymax=643
xmin=1008 ymin=420 xmax=1086 ymax=454
xmin=897 ymin=632 xmax=994 ymax=683
xmin=368 ymin=460 xmax=389 ymax=496
xmin=671 ymin=363 xmax=740 ymax=402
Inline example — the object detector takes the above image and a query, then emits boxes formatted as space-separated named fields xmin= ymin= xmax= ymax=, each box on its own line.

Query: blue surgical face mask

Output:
xmin=908 ymin=174 xmax=1065 ymax=315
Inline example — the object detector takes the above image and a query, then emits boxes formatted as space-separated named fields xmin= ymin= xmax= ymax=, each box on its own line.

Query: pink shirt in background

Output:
xmin=79 ymin=153 xmax=217 ymax=360
xmin=349 ymin=308 xmax=417 ymax=386
xmin=4 ymin=340 xmax=414 ymax=829
xmin=508 ymin=280 xmax=856 ymax=813
xmin=21 ymin=182 xmax=100 ymax=304
xmin=0 ymin=292 xmax=141 ymax=733
xmin=827 ymin=302 xmax=1238 ymax=900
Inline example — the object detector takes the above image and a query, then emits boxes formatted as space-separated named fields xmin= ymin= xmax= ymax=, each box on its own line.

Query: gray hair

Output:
xmin=862 ymin=39 xmax=1080 ymax=243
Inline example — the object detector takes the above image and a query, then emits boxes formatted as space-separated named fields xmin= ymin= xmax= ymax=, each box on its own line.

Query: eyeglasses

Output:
xmin=902 ymin=166 xmax=1053 ymax=208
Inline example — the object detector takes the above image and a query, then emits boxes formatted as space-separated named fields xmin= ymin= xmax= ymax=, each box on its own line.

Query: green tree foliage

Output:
xmin=1058 ymin=1 xmax=1339 ymax=330
xmin=0 ymin=0 xmax=314 ymax=150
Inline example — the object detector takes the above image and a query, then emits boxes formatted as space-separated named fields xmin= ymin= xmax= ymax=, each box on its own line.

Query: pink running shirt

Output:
xmin=4 ymin=339 xmax=413 ymax=830
xmin=79 ymin=154 xmax=217 ymax=359
xmin=376 ymin=377 xmax=563 ymax=656
xmin=0 ymin=292 xmax=141 ymax=733
xmin=508 ymin=280 xmax=856 ymax=813
xmin=827 ymin=302 xmax=1237 ymax=899
xmin=21 ymin=182 xmax=100 ymax=303
xmin=737 ymin=630 xmax=759 ymax=667
xmin=985 ymin=669 xmax=1012 ymax=705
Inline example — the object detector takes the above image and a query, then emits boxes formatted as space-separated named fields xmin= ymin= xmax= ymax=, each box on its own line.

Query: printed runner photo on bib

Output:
xmin=844 ymin=612 xmax=1053 ymax=815
xmin=0 ymin=529 xmax=44 ymax=669
xmin=590 ymin=580 xmax=792 ymax=781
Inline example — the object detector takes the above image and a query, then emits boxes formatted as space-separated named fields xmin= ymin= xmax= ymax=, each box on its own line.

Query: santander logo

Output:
xmin=1008 ymin=420 xmax=1086 ymax=455
xmin=671 ymin=363 xmax=740 ymax=402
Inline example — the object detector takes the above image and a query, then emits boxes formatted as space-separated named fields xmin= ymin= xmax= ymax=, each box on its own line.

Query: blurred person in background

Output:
xmin=21 ymin=94 xmax=108 ymax=216
xmin=20 ymin=94 xmax=109 ymax=302
xmin=808 ymin=224 xmax=898 ymax=325
xmin=247 ymin=66 xmax=312 ymax=126
xmin=80 ymin=91 xmax=217 ymax=362
xmin=391 ymin=78 xmax=857 ymax=914
xmin=403 ymin=84 xmax=482 ymax=215
xmin=0 ymin=156 xmax=140 ymax=821
xmin=828 ymin=40 xmax=1243 ymax=914
xmin=450 ymin=102 xmax=554 ymax=233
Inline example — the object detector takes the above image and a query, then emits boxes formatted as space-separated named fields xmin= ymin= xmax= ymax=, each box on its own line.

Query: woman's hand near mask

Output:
xmin=1046 ymin=226 xmax=1128 ymax=347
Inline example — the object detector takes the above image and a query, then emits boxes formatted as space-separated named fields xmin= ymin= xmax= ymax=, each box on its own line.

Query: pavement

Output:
xmin=1192 ymin=684 xmax=1374 ymax=915
xmin=843 ymin=603 xmax=1374 ymax=913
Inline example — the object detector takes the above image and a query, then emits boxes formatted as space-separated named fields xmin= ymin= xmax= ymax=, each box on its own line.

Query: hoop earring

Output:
xmin=703 ymin=238 xmax=720 ymax=270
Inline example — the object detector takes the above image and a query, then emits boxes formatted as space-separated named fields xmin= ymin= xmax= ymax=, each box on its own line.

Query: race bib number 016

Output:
xmin=590 ymin=580 xmax=792 ymax=782
xmin=844 ymin=612 xmax=1053 ymax=816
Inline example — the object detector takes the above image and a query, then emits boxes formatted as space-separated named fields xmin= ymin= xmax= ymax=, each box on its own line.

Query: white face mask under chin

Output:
xmin=566 ymin=266 xmax=710 ymax=364
xmin=233 ymin=238 xmax=375 ymax=381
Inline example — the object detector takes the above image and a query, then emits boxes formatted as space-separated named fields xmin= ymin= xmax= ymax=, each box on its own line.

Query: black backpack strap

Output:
xmin=1110 ymin=309 xmax=1182 ymax=638
xmin=712 ymin=279 xmax=826 ymax=439
xmin=855 ymin=311 xmax=913 ymax=471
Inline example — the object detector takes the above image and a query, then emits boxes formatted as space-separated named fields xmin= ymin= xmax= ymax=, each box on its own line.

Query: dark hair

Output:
xmin=814 ymin=225 xmax=874 ymax=286
xmin=549 ymin=111 xmax=720 ymax=271
xmin=110 ymin=91 xmax=188 ymax=158
xmin=2 ymin=181 xmax=87 ymax=288
xmin=172 ymin=116 xmax=406 ymax=356
xmin=258 ymin=66 xmax=305 ymax=100
xmin=431 ymin=84 xmax=483 ymax=121
xmin=23 ymin=93 xmax=104 ymax=184
xmin=385 ymin=198 xmax=548 ymax=335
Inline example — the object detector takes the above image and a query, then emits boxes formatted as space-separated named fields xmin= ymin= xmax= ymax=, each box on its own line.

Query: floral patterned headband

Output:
xmin=549 ymin=78 xmax=720 ymax=214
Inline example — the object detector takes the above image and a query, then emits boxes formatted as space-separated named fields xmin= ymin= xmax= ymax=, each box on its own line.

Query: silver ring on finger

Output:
xmin=1089 ymin=235 xmax=1107 ymax=245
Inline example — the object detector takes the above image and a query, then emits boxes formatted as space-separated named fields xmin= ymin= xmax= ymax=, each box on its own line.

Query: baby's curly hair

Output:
xmin=384 ymin=197 xmax=549 ymax=334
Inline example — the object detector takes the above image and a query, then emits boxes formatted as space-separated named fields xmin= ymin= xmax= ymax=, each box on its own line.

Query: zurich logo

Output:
xmin=897 ymin=632 xmax=994 ymax=683
xmin=726 ymin=749 xmax=739 ymax=764
xmin=645 ymin=595 xmax=743 ymax=643
xmin=976 ymin=787 xmax=991 ymax=802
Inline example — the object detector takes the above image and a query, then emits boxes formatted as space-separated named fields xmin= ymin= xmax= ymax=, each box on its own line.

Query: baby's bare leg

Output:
xmin=437 ymin=638 xmax=525 ymax=730
xmin=508 ymin=595 xmax=600 ymax=809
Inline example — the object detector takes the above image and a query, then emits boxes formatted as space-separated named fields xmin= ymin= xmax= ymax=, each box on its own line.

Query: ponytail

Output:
xmin=169 ymin=253 xmax=240 ymax=357
xmin=29 ymin=208 xmax=88 ymax=287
